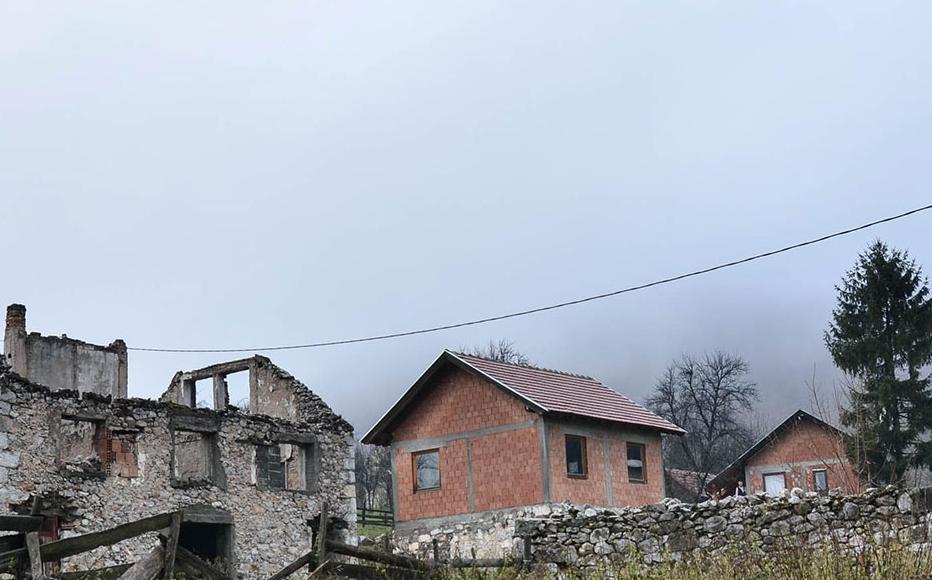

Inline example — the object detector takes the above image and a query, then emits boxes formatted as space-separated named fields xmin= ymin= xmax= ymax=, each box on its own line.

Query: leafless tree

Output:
xmin=646 ymin=351 xmax=758 ymax=502
xmin=354 ymin=442 xmax=393 ymax=511
xmin=466 ymin=339 xmax=532 ymax=366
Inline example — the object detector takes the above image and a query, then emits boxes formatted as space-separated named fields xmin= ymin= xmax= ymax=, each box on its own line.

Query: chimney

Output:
xmin=4 ymin=304 xmax=28 ymax=375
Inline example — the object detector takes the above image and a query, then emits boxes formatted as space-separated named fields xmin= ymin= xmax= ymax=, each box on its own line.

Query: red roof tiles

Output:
xmin=450 ymin=352 xmax=685 ymax=434
xmin=362 ymin=350 xmax=684 ymax=444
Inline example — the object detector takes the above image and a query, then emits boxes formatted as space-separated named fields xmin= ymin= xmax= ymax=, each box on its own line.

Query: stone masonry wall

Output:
xmin=0 ymin=364 xmax=355 ymax=578
xmin=394 ymin=487 xmax=932 ymax=569
xmin=518 ymin=486 xmax=932 ymax=569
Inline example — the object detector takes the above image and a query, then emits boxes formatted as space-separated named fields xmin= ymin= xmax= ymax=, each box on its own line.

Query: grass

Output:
xmin=436 ymin=541 xmax=932 ymax=580
xmin=357 ymin=523 xmax=393 ymax=539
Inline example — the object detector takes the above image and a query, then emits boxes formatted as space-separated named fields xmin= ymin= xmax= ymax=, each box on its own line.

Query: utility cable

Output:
xmin=127 ymin=202 xmax=932 ymax=353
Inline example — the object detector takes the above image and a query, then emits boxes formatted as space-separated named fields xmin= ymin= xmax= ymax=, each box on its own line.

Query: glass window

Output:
xmin=764 ymin=472 xmax=786 ymax=497
xmin=626 ymin=442 xmax=646 ymax=482
xmin=414 ymin=450 xmax=440 ymax=491
xmin=565 ymin=435 xmax=587 ymax=477
xmin=814 ymin=469 xmax=828 ymax=494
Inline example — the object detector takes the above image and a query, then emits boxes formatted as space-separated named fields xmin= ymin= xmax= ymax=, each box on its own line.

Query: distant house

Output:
xmin=665 ymin=468 xmax=706 ymax=502
xmin=708 ymin=409 xmax=860 ymax=497
xmin=362 ymin=350 xmax=684 ymax=525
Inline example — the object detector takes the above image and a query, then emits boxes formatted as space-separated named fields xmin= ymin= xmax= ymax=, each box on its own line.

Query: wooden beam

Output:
xmin=117 ymin=545 xmax=164 ymax=580
xmin=26 ymin=532 xmax=44 ymax=580
xmin=60 ymin=564 xmax=133 ymax=580
xmin=39 ymin=513 xmax=174 ymax=561
xmin=314 ymin=502 xmax=329 ymax=566
xmin=322 ymin=561 xmax=426 ymax=580
xmin=323 ymin=540 xmax=430 ymax=571
xmin=175 ymin=545 xmax=233 ymax=580
xmin=0 ymin=515 xmax=43 ymax=532
xmin=160 ymin=512 xmax=182 ymax=580
xmin=267 ymin=550 xmax=317 ymax=580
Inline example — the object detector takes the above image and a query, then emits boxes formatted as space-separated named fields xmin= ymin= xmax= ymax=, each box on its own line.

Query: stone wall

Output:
xmin=0 ymin=363 xmax=355 ymax=578
xmin=519 ymin=487 xmax=932 ymax=568
xmin=394 ymin=487 xmax=932 ymax=569
xmin=4 ymin=304 xmax=128 ymax=399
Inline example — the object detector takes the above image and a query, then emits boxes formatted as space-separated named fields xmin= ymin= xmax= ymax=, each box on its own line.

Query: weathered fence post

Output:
xmin=315 ymin=502 xmax=330 ymax=567
xmin=160 ymin=511 xmax=182 ymax=580
xmin=26 ymin=531 xmax=44 ymax=580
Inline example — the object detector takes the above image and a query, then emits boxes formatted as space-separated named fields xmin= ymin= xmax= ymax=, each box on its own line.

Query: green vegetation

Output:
xmin=438 ymin=542 xmax=932 ymax=580
xmin=357 ymin=523 xmax=393 ymax=539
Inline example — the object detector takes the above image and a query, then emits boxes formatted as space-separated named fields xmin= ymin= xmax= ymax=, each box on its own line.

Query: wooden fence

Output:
xmin=268 ymin=502 xmax=526 ymax=579
xmin=356 ymin=507 xmax=394 ymax=528
xmin=0 ymin=500 xmax=519 ymax=579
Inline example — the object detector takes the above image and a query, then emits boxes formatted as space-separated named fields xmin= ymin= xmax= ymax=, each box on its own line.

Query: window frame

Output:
xmin=813 ymin=468 xmax=829 ymax=495
xmin=625 ymin=442 xmax=647 ymax=483
xmin=412 ymin=448 xmax=441 ymax=492
xmin=564 ymin=435 xmax=588 ymax=479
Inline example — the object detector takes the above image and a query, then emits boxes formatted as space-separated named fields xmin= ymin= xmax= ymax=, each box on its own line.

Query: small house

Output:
xmin=362 ymin=350 xmax=684 ymax=526
xmin=708 ymin=409 xmax=860 ymax=497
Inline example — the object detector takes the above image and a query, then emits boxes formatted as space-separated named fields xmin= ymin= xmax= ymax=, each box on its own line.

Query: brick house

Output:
xmin=362 ymin=351 xmax=684 ymax=525
xmin=708 ymin=409 xmax=860 ymax=497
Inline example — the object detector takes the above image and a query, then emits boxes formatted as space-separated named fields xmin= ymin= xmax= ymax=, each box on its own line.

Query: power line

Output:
xmin=128 ymin=202 xmax=932 ymax=354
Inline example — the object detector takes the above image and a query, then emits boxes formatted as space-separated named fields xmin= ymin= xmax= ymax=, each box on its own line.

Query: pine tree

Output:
xmin=825 ymin=240 xmax=932 ymax=484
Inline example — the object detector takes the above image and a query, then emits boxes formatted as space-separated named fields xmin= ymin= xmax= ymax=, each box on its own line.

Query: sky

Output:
xmin=2 ymin=1 xmax=931 ymax=437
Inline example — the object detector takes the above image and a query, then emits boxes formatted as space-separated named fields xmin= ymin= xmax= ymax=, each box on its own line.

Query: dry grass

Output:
xmin=438 ymin=541 xmax=932 ymax=580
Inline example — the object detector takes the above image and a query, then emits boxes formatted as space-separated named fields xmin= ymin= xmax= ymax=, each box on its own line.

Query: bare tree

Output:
xmin=646 ymin=351 xmax=758 ymax=501
xmin=354 ymin=442 xmax=393 ymax=511
xmin=466 ymin=339 xmax=532 ymax=366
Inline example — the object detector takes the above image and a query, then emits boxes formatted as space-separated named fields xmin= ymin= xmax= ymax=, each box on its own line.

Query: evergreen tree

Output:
xmin=825 ymin=241 xmax=932 ymax=484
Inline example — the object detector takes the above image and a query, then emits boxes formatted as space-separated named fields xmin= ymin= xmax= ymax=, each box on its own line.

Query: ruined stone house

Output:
xmin=1 ymin=304 xmax=356 ymax=577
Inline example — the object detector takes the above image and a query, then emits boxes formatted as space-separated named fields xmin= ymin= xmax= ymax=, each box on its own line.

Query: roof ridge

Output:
xmin=451 ymin=351 xmax=595 ymax=380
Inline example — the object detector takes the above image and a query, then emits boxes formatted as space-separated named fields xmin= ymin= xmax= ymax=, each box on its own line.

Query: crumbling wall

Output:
xmin=4 ymin=304 xmax=127 ymax=398
xmin=0 ymin=364 xmax=355 ymax=578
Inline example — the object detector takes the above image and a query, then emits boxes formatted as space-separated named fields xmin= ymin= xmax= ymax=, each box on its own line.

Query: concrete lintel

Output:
xmin=393 ymin=420 xmax=538 ymax=452
xmin=181 ymin=358 xmax=256 ymax=382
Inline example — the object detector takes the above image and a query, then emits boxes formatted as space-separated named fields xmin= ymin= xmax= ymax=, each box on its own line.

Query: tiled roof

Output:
xmin=450 ymin=352 xmax=684 ymax=434
xmin=362 ymin=350 xmax=685 ymax=445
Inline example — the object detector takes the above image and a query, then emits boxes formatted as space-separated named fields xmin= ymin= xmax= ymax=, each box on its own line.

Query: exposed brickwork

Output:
xmin=607 ymin=431 xmax=664 ymax=507
xmin=395 ymin=440 xmax=469 ymax=521
xmin=745 ymin=420 xmax=860 ymax=495
xmin=392 ymin=367 xmax=534 ymax=442
xmin=547 ymin=423 xmax=665 ymax=508
xmin=471 ymin=427 xmax=541 ymax=512
xmin=388 ymin=363 xmax=671 ymax=523
xmin=547 ymin=423 xmax=608 ymax=506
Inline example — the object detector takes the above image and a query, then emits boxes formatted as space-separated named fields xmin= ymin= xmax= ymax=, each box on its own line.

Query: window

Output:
xmin=763 ymin=472 xmax=786 ymax=497
xmin=626 ymin=442 xmax=646 ymax=482
xmin=59 ymin=418 xmax=105 ymax=471
xmin=256 ymin=443 xmax=316 ymax=491
xmin=172 ymin=430 xmax=218 ymax=485
xmin=565 ymin=435 xmax=587 ymax=477
xmin=813 ymin=469 xmax=828 ymax=495
xmin=413 ymin=449 xmax=440 ymax=491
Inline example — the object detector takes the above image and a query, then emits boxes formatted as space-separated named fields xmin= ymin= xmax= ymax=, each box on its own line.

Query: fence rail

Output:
xmin=357 ymin=507 xmax=394 ymax=527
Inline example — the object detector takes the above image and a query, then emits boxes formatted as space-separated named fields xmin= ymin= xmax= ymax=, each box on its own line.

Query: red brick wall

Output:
xmin=392 ymin=367 xmax=534 ymax=442
xmin=392 ymin=367 xmax=542 ymax=522
xmin=471 ymin=427 xmax=542 ymax=512
xmin=395 ymin=440 xmax=469 ymax=521
xmin=608 ymin=431 xmax=664 ymax=506
xmin=745 ymin=420 xmax=860 ymax=495
xmin=547 ymin=422 xmax=665 ymax=507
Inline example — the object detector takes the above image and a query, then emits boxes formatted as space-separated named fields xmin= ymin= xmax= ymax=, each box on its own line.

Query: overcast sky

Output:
xmin=2 ymin=1 xmax=931 ymax=436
